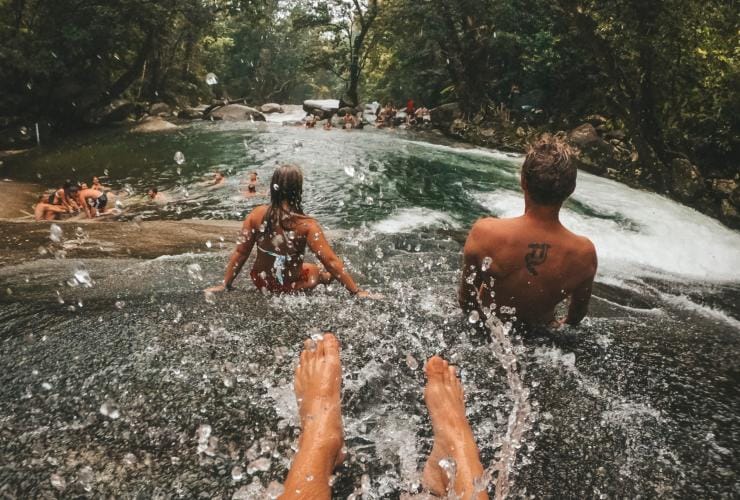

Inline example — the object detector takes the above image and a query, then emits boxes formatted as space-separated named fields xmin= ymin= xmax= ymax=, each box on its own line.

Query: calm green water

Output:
xmin=1 ymin=119 xmax=739 ymax=498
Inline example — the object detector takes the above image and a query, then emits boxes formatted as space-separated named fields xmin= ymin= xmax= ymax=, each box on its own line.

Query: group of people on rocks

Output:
xmin=303 ymin=110 xmax=363 ymax=130
xmin=33 ymin=169 xmax=267 ymax=221
xmin=204 ymin=135 xmax=597 ymax=499
xmin=376 ymin=99 xmax=430 ymax=128
xmin=34 ymin=178 xmax=115 ymax=221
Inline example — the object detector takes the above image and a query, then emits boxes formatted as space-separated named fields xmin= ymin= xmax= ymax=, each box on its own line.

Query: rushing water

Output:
xmin=1 ymin=115 xmax=739 ymax=498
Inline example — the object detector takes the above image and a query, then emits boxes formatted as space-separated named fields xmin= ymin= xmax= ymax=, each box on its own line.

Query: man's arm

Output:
xmin=564 ymin=243 xmax=598 ymax=325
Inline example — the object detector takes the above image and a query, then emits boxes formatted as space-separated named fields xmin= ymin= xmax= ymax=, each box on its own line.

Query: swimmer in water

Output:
xmin=323 ymin=119 xmax=333 ymax=130
xmin=243 ymin=171 xmax=263 ymax=197
xmin=206 ymin=164 xmax=378 ymax=298
xmin=459 ymin=134 xmax=597 ymax=328
xmin=280 ymin=332 xmax=488 ymax=499
xmin=34 ymin=194 xmax=68 ymax=221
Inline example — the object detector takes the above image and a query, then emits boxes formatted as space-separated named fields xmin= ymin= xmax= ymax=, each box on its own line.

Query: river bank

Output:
xmin=429 ymin=104 xmax=740 ymax=230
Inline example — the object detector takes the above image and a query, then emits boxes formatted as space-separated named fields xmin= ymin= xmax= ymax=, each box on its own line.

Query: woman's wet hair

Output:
xmin=264 ymin=164 xmax=304 ymax=234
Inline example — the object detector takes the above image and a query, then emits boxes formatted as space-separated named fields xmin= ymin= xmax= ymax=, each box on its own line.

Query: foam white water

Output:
xmin=472 ymin=170 xmax=740 ymax=281
xmin=402 ymin=138 xmax=524 ymax=164
xmin=371 ymin=207 xmax=458 ymax=234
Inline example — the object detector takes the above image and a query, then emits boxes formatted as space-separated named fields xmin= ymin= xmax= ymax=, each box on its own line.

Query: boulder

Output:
xmin=85 ymin=99 xmax=138 ymax=125
xmin=337 ymin=106 xmax=357 ymax=117
xmin=584 ymin=114 xmax=609 ymax=127
xmin=260 ymin=103 xmax=284 ymax=114
xmin=670 ymin=158 xmax=704 ymax=201
xmin=208 ymin=104 xmax=266 ymax=122
xmin=430 ymin=103 xmax=462 ymax=129
xmin=568 ymin=123 xmax=602 ymax=148
xmin=178 ymin=107 xmax=204 ymax=120
xmin=131 ymin=116 xmax=178 ymax=133
xmin=711 ymin=178 xmax=737 ymax=196
xmin=303 ymin=99 xmax=340 ymax=120
xmin=149 ymin=102 xmax=171 ymax=116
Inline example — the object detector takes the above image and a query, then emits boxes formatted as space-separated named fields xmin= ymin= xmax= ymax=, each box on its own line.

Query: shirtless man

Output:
xmin=282 ymin=333 xmax=488 ymax=499
xmin=459 ymin=135 xmax=597 ymax=327
xmin=77 ymin=188 xmax=110 ymax=218
xmin=34 ymin=195 xmax=68 ymax=221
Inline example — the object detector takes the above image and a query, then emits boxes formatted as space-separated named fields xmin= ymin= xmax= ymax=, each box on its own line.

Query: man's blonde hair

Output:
xmin=522 ymin=134 xmax=576 ymax=205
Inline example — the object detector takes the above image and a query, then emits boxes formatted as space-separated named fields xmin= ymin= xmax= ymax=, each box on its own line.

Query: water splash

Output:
xmin=487 ymin=317 xmax=533 ymax=499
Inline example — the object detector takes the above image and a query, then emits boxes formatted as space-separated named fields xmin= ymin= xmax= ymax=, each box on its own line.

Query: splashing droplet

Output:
xmin=99 ymin=400 xmax=121 ymax=419
xmin=481 ymin=256 xmax=493 ymax=272
xmin=49 ymin=224 xmax=63 ymax=243
xmin=205 ymin=72 xmax=218 ymax=85
xmin=174 ymin=151 xmax=185 ymax=165
xmin=468 ymin=310 xmax=480 ymax=324
xmin=344 ymin=165 xmax=355 ymax=177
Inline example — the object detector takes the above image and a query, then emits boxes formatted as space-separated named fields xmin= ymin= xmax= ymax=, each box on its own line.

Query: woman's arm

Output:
xmin=305 ymin=222 xmax=362 ymax=295
xmin=206 ymin=213 xmax=259 ymax=292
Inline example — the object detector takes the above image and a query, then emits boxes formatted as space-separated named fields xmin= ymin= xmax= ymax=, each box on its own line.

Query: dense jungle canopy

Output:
xmin=1 ymin=0 xmax=738 ymax=197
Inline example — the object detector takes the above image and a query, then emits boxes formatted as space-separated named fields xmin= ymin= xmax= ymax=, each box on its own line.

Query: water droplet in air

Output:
xmin=73 ymin=269 xmax=93 ymax=287
xmin=187 ymin=263 xmax=203 ymax=280
xmin=405 ymin=354 xmax=418 ymax=370
xmin=205 ymin=240 xmax=212 ymax=248
xmin=49 ymin=224 xmax=63 ymax=243
xmin=25 ymin=82 xmax=32 ymax=90
xmin=481 ymin=256 xmax=493 ymax=271
xmin=103 ymin=168 xmax=109 ymax=176
xmin=414 ymin=244 xmax=421 ymax=252
xmin=273 ymin=183 xmax=279 ymax=191
xmin=114 ymin=300 xmax=125 ymax=310
xmin=41 ymin=382 xmax=52 ymax=390
xmin=204 ymin=291 xmax=215 ymax=304
xmin=205 ymin=72 xmax=218 ymax=85
xmin=468 ymin=310 xmax=480 ymax=324
xmin=174 ymin=151 xmax=185 ymax=165
xmin=344 ymin=165 xmax=355 ymax=177
xmin=246 ymin=457 xmax=271 ymax=473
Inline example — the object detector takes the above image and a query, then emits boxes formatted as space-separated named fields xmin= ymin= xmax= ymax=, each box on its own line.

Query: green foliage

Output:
xmin=0 ymin=0 xmax=735 ymax=171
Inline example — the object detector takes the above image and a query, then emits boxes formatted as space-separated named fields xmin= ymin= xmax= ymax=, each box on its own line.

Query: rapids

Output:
xmin=0 ymin=117 xmax=738 ymax=498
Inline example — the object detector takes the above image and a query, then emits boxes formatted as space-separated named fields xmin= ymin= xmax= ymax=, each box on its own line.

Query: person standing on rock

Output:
xmin=206 ymin=164 xmax=378 ymax=297
xmin=459 ymin=134 xmax=597 ymax=328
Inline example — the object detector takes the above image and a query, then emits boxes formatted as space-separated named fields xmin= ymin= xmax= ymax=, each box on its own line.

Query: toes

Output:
xmin=322 ymin=332 xmax=340 ymax=360
xmin=446 ymin=365 xmax=457 ymax=383
xmin=425 ymin=355 xmax=448 ymax=378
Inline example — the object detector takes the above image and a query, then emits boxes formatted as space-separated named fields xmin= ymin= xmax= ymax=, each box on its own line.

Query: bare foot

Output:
xmin=422 ymin=356 xmax=486 ymax=499
xmin=293 ymin=332 xmax=345 ymax=465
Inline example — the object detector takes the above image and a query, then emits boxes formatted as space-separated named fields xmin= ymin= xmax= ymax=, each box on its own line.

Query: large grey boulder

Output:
xmin=131 ymin=116 xmax=178 ymax=133
xmin=149 ymin=102 xmax=171 ymax=116
xmin=303 ymin=99 xmax=340 ymax=119
xmin=260 ymin=103 xmax=284 ymax=114
xmin=208 ymin=104 xmax=266 ymax=121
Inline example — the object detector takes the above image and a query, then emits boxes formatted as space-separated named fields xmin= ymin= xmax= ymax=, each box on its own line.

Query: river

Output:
xmin=1 ymin=113 xmax=739 ymax=498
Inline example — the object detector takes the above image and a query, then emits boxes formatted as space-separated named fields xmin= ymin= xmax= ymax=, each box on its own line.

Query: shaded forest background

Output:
xmin=1 ymin=0 xmax=738 ymax=225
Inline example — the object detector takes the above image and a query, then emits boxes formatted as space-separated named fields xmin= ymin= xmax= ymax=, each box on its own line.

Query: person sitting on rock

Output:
xmin=45 ymin=181 xmax=79 ymax=213
xmin=279 ymin=332 xmax=489 ymax=499
xmin=323 ymin=119 xmax=333 ymax=130
xmin=343 ymin=112 xmax=356 ymax=129
xmin=206 ymin=164 xmax=377 ymax=297
xmin=34 ymin=194 xmax=68 ymax=221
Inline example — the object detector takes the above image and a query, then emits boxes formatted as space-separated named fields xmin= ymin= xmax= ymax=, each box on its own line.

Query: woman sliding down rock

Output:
xmin=206 ymin=164 xmax=380 ymax=298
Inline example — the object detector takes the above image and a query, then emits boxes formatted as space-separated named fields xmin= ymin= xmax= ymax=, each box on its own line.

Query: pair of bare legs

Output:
xmin=280 ymin=333 xmax=488 ymax=499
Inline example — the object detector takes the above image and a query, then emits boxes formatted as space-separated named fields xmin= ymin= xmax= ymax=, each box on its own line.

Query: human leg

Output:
xmin=422 ymin=356 xmax=488 ymax=499
xmin=280 ymin=333 xmax=345 ymax=499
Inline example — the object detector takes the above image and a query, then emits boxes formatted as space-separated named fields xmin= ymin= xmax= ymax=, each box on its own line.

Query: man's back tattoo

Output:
xmin=525 ymin=243 xmax=551 ymax=275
